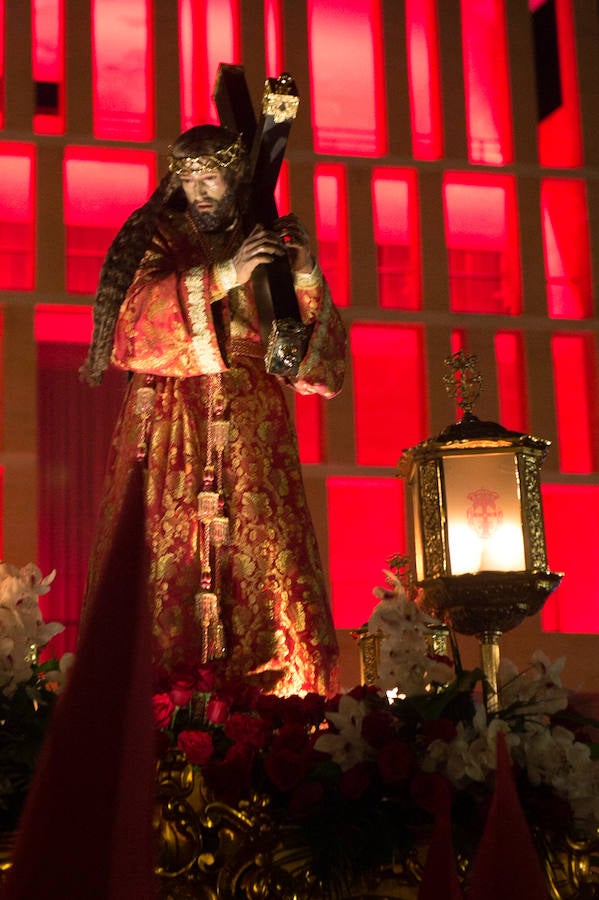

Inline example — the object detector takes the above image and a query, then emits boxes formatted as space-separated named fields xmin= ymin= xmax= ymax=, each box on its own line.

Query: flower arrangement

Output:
xmin=153 ymin=557 xmax=599 ymax=893
xmin=0 ymin=562 xmax=72 ymax=831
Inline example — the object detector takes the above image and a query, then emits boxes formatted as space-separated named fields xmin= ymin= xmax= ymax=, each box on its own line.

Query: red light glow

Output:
xmin=535 ymin=0 xmax=583 ymax=167
xmin=541 ymin=484 xmax=599 ymax=633
xmin=92 ymin=0 xmax=154 ymax=140
xmin=178 ymin=0 xmax=241 ymax=129
xmin=264 ymin=0 xmax=283 ymax=77
xmin=0 ymin=0 xmax=4 ymax=129
xmin=63 ymin=147 xmax=156 ymax=294
xmin=314 ymin=164 xmax=350 ymax=308
xmin=551 ymin=333 xmax=598 ymax=474
xmin=371 ymin=168 xmax=421 ymax=310
xmin=0 ymin=143 xmax=36 ymax=291
xmin=327 ymin=476 xmax=405 ymax=629
xmin=294 ymin=394 xmax=322 ymax=464
xmin=460 ymin=0 xmax=513 ymax=165
xmin=405 ymin=0 xmax=443 ymax=160
xmin=308 ymin=0 xmax=387 ymax=156
xmin=35 ymin=304 xmax=93 ymax=344
xmin=444 ymin=173 xmax=521 ymax=315
xmin=541 ymin=179 xmax=592 ymax=319
xmin=494 ymin=331 xmax=529 ymax=433
xmin=351 ymin=323 xmax=428 ymax=466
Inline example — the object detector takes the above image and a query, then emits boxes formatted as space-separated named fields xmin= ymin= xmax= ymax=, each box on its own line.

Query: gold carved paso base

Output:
xmin=155 ymin=750 xmax=420 ymax=899
xmin=418 ymin=570 xmax=563 ymax=636
xmin=155 ymin=751 xmax=598 ymax=900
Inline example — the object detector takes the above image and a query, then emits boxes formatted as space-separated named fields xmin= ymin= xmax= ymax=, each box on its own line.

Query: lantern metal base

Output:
xmin=418 ymin=570 xmax=563 ymax=637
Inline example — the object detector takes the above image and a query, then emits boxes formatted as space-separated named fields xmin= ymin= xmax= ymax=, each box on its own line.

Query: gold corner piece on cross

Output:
xmin=262 ymin=73 xmax=300 ymax=124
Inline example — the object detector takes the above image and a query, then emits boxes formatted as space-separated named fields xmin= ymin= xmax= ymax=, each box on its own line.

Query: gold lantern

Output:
xmin=398 ymin=351 xmax=562 ymax=708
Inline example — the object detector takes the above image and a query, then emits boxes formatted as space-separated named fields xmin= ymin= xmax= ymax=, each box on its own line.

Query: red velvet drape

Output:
xmin=36 ymin=341 xmax=126 ymax=654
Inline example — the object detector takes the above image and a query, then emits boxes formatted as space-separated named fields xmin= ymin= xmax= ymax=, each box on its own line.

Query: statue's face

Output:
xmin=179 ymin=167 xmax=237 ymax=232
xmin=180 ymin=168 xmax=228 ymax=212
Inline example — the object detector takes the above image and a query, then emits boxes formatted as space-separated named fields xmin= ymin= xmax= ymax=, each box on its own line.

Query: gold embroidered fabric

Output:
xmin=84 ymin=206 xmax=345 ymax=697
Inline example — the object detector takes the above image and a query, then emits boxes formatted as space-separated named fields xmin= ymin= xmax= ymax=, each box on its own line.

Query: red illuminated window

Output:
xmin=351 ymin=323 xmax=428 ymax=466
xmin=371 ymin=168 xmax=421 ymax=310
xmin=494 ymin=331 xmax=529 ymax=433
xmin=460 ymin=0 xmax=513 ymax=165
xmin=541 ymin=179 xmax=592 ymax=319
xmin=308 ymin=0 xmax=387 ymax=156
xmin=531 ymin=0 xmax=582 ymax=167
xmin=327 ymin=477 xmax=405 ymax=628
xmin=36 ymin=306 xmax=126 ymax=654
xmin=264 ymin=0 xmax=283 ymax=77
xmin=32 ymin=0 xmax=65 ymax=135
xmin=63 ymin=147 xmax=157 ymax=294
xmin=92 ymin=0 xmax=154 ymax=141
xmin=551 ymin=332 xmax=598 ymax=474
xmin=179 ymin=0 xmax=241 ymax=130
xmin=314 ymin=164 xmax=350 ymax=308
xmin=0 ymin=0 xmax=4 ymax=129
xmin=0 ymin=143 xmax=36 ymax=291
xmin=35 ymin=304 xmax=94 ymax=344
xmin=295 ymin=394 xmax=323 ymax=464
xmin=443 ymin=173 xmax=521 ymax=315
xmin=541 ymin=484 xmax=599 ymax=633
xmin=451 ymin=330 xmax=468 ymax=355
xmin=405 ymin=0 xmax=443 ymax=160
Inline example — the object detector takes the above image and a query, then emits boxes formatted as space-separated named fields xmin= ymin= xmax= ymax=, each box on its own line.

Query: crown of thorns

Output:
xmin=167 ymin=135 xmax=246 ymax=176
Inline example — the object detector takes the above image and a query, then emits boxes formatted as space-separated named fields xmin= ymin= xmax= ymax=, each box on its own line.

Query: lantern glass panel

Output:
xmin=443 ymin=451 xmax=525 ymax=574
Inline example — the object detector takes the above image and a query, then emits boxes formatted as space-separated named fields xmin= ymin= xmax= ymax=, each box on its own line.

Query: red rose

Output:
xmin=177 ymin=729 xmax=214 ymax=766
xmin=253 ymin=692 xmax=287 ymax=723
xmin=271 ymin=723 xmax=310 ymax=754
xmin=152 ymin=692 xmax=175 ymax=729
xmin=278 ymin=695 xmax=306 ymax=724
xmin=362 ymin=709 xmax=397 ymax=748
xmin=340 ymin=762 xmax=373 ymax=799
xmin=224 ymin=712 xmax=271 ymax=749
xmin=376 ymin=741 xmax=413 ymax=784
xmin=300 ymin=692 xmax=326 ymax=726
xmin=264 ymin=748 xmax=308 ymax=792
xmin=195 ymin=665 xmax=215 ymax=693
xmin=169 ymin=669 xmax=196 ymax=706
xmin=206 ymin=697 xmax=231 ymax=723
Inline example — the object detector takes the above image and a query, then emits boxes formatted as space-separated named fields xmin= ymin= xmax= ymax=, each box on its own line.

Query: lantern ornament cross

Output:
xmin=442 ymin=349 xmax=483 ymax=416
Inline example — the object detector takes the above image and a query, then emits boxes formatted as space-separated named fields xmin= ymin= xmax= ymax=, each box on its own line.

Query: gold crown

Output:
xmin=167 ymin=135 xmax=245 ymax=177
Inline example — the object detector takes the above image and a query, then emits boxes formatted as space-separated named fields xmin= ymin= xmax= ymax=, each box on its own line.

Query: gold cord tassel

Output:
xmin=195 ymin=374 xmax=229 ymax=662
xmin=134 ymin=376 xmax=156 ymax=462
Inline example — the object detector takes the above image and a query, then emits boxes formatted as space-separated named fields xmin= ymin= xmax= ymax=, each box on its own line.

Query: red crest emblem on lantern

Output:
xmin=466 ymin=487 xmax=503 ymax=539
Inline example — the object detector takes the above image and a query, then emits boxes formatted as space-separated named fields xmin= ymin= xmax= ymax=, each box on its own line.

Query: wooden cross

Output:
xmin=213 ymin=64 xmax=308 ymax=375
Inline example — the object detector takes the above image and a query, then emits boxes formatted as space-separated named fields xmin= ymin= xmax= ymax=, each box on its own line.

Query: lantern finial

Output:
xmin=443 ymin=350 xmax=482 ymax=417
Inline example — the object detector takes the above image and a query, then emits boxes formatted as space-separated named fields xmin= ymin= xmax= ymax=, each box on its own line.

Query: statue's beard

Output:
xmin=189 ymin=187 xmax=237 ymax=232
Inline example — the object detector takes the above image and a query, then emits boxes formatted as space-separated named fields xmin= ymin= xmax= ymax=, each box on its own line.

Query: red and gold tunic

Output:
xmin=84 ymin=207 xmax=345 ymax=697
